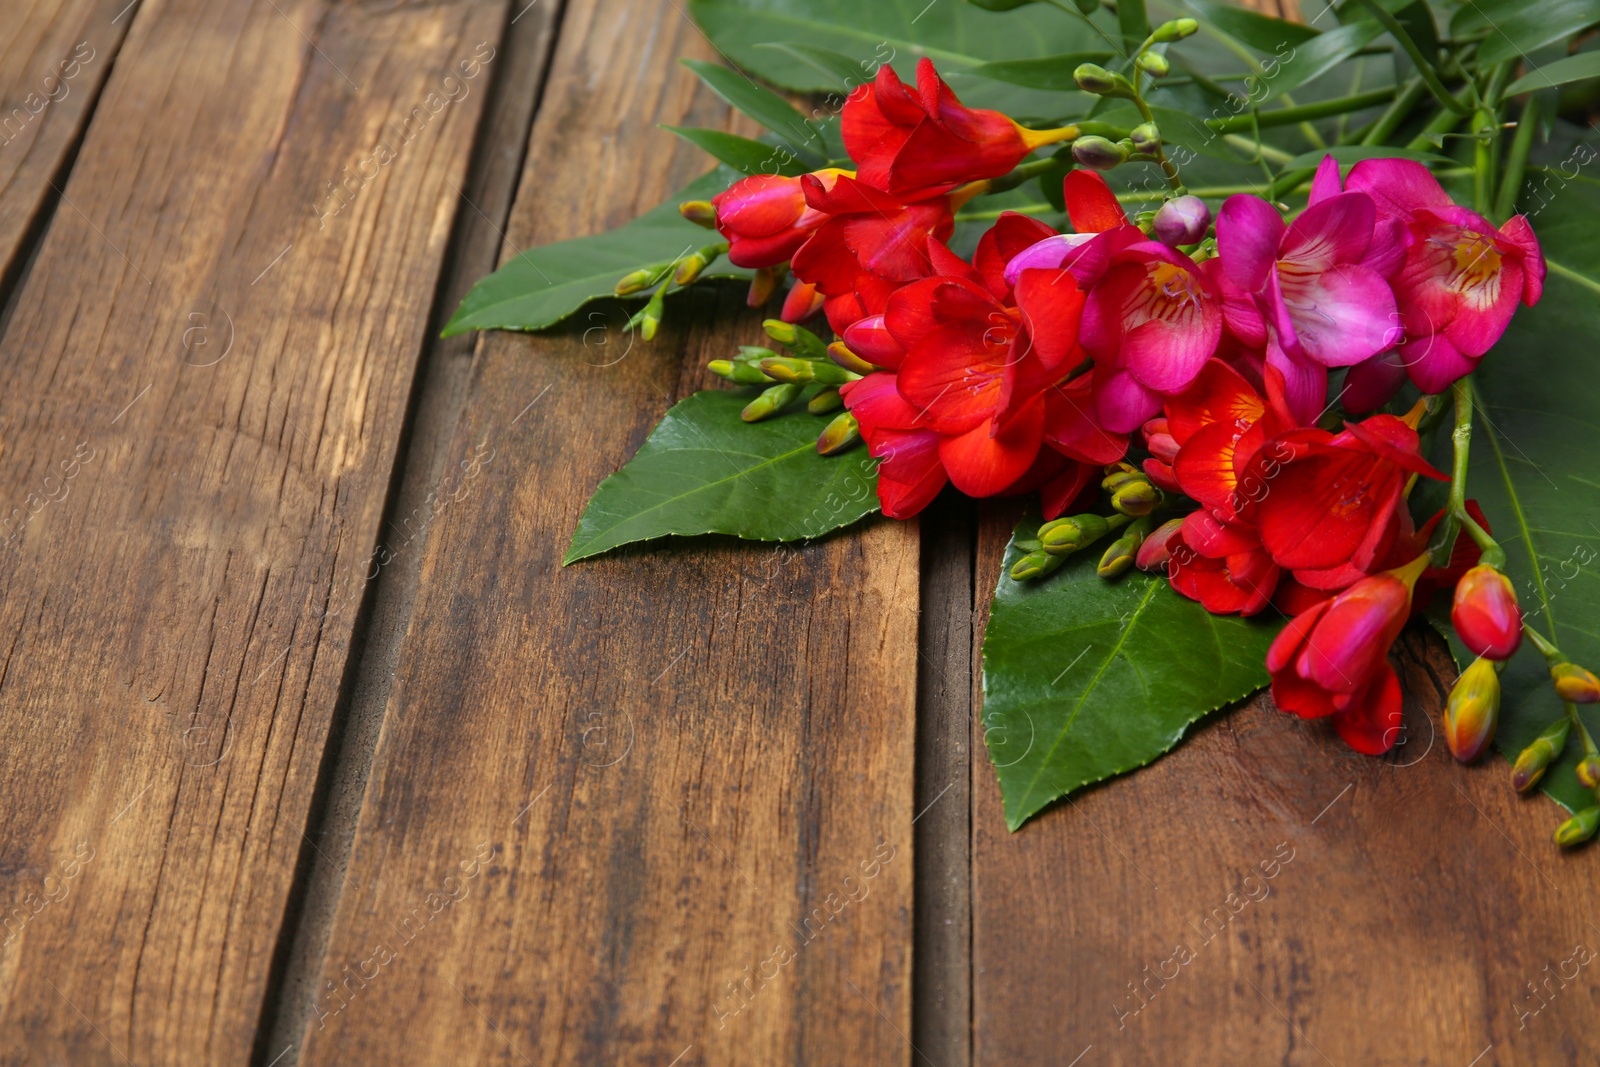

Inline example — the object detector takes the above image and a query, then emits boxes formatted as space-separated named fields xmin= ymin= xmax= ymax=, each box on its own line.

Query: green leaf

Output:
xmin=982 ymin=516 xmax=1280 ymax=830
xmin=679 ymin=59 xmax=830 ymax=167
xmin=1278 ymin=144 xmax=1454 ymax=173
xmin=664 ymin=126 xmax=811 ymax=176
xmin=1437 ymin=150 xmax=1600 ymax=811
xmin=1117 ymin=0 xmax=1150 ymax=53
xmin=686 ymin=0 xmax=1123 ymax=96
xmin=1263 ymin=20 xmax=1386 ymax=100
xmin=1461 ymin=0 xmax=1600 ymax=65
xmin=968 ymin=51 xmax=1115 ymax=90
xmin=565 ymin=391 xmax=879 ymax=563
xmin=756 ymin=42 xmax=880 ymax=91
xmin=442 ymin=169 xmax=749 ymax=337
xmin=1183 ymin=0 xmax=1321 ymax=52
xmin=1505 ymin=51 xmax=1600 ymax=96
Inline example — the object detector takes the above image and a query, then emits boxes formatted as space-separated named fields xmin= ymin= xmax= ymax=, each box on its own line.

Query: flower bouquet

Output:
xmin=446 ymin=0 xmax=1600 ymax=841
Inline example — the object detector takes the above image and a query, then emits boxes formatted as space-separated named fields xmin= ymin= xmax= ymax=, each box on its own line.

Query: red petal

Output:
xmin=937 ymin=396 xmax=1045 ymax=497
xmin=1333 ymin=664 xmax=1403 ymax=754
xmin=1064 ymin=169 xmax=1129 ymax=234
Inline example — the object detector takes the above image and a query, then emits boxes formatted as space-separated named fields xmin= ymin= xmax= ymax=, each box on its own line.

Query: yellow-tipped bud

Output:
xmin=1554 ymin=806 xmax=1600 ymax=847
xmin=680 ymin=200 xmax=717 ymax=228
xmin=1577 ymin=755 xmax=1600 ymax=790
xmin=1039 ymin=514 xmax=1112 ymax=554
xmin=816 ymin=412 xmax=860 ymax=455
xmin=614 ymin=268 xmax=656 ymax=296
xmin=1111 ymin=480 xmax=1161 ymax=517
xmin=827 ymin=341 xmax=879 ymax=375
xmin=1097 ymin=534 xmax=1138 ymax=579
xmin=1511 ymin=717 xmax=1571 ymax=792
xmin=747 ymin=266 xmax=780 ymax=307
xmin=741 ymin=382 xmax=802 ymax=422
xmin=1551 ymin=663 xmax=1600 ymax=703
xmin=1444 ymin=658 xmax=1500 ymax=763
xmin=709 ymin=359 xmax=772 ymax=385
xmin=1011 ymin=548 xmax=1066 ymax=582
xmin=674 ymin=244 xmax=724 ymax=286
xmin=808 ymin=387 xmax=843 ymax=415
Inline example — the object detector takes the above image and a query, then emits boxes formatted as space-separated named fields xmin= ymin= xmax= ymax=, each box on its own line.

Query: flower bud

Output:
xmin=1039 ymin=514 xmax=1111 ymax=554
xmin=760 ymin=356 xmax=856 ymax=386
xmin=827 ymin=341 xmax=879 ymax=376
xmin=741 ymin=382 xmax=802 ymax=422
xmin=1153 ymin=195 xmax=1211 ymax=246
xmin=1071 ymin=136 xmax=1130 ymax=171
xmin=1136 ymin=517 xmax=1185 ymax=572
xmin=747 ymin=265 xmax=780 ymax=307
xmin=1451 ymin=565 xmax=1522 ymax=660
xmin=709 ymin=359 xmax=772 ymax=385
xmin=1551 ymin=662 xmax=1600 ymax=703
xmin=1151 ymin=17 xmax=1199 ymax=41
xmin=1111 ymin=480 xmax=1161 ymax=517
xmin=763 ymin=318 xmax=829 ymax=360
xmin=816 ymin=412 xmax=860 ymax=455
xmin=1444 ymin=659 xmax=1500 ymax=763
xmin=680 ymin=200 xmax=717 ymax=228
xmin=1101 ymin=463 xmax=1142 ymax=491
xmin=808 ymin=387 xmax=843 ymax=415
xmin=629 ymin=286 xmax=667 ymax=341
xmin=674 ymin=244 xmax=723 ymax=286
xmin=1135 ymin=52 xmax=1170 ymax=77
xmin=1011 ymin=548 xmax=1067 ymax=582
xmin=1554 ymin=806 xmax=1600 ymax=847
xmin=1577 ymin=755 xmax=1600 ymax=789
xmin=781 ymin=280 xmax=825 ymax=323
xmin=1511 ymin=718 xmax=1571 ymax=792
xmin=1128 ymin=122 xmax=1161 ymax=155
xmin=1072 ymin=63 xmax=1131 ymax=97
xmin=1098 ymin=528 xmax=1145 ymax=578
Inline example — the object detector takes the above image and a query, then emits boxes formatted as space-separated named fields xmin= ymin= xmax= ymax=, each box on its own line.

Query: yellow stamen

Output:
xmin=1016 ymin=124 xmax=1080 ymax=151
xmin=1398 ymin=396 xmax=1428 ymax=429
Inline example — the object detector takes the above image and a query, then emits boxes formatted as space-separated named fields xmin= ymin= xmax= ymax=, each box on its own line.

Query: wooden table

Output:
xmin=0 ymin=1 xmax=1594 ymax=1063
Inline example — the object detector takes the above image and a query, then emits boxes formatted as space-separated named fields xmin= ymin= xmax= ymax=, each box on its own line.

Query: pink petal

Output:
xmin=1308 ymin=155 xmax=1343 ymax=205
xmin=1341 ymin=350 xmax=1407 ymax=414
xmin=1217 ymin=195 xmax=1286 ymax=292
xmin=1402 ymin=331 xmax=1478 ymax=394
xmin=1282 ymin=192 xmax=1375 ymax=271
xmin=1345 ymin=158 xmax=1452 ymax=219
xmin=1266 ymin=343 xmax=1329 ymax=426
xmin=1278 ymin=263 xmax=1401 ymax=367
xmin=1001 ymin=232 xmax=1101 ymax=289
xmin=1501 ymin=214 xmax=1545 ymax=305
xmin=1121 ymin=307 xmax=1220 ymax=393
xmin=1093 ymin=366 xmax=1163 ymax=432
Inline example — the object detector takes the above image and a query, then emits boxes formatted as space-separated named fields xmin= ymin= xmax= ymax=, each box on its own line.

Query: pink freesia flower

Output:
xmin=1314 ymin=156 xmax=1544 ymax=393
xmin=1217 ymin=184 xmax=1402 ymax=423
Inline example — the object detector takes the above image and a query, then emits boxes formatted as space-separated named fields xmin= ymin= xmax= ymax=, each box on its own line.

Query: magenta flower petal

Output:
xmin=1001 ymin=232 xmax=1098 ymax=289
xmin=1217 ymin=195 xmax=1285 ymax=292
xmin=1500 ymin=214 xmax=1545 ymax=304
xmin=1345 ymin=157 xmax=1452 ymax=219
xmin=1282 ymin=193 xmax=1376 ymax=271
xmin=1308 ymin=154 xmax=1343 ymax=205
xmin=1342 ymin=349 xmax=1408 ymax=414
xmin=1093 ymin=366 xmax=1163 ymax=432
xmin=1278 ymin=263 xmax=1400 ymax=367
xmin=1121 ymin=307 xmax=1221 ymax=392
xmin=1401 ymin=331 xmax=1477 ymax=393
xmin=1266 ymin=342 xmax=1330 ymax=426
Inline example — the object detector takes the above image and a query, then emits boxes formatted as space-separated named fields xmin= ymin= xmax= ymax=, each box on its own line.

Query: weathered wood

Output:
xmin=295 ymin=1 xmax=919 ymax=1064
xmin=0 ymin=0 xmax=132 ymax=302
xmin=0 ymin=1 xmax=509 ymax=1062
xmin=970 ymin=508 xmax=1599 ymax=1066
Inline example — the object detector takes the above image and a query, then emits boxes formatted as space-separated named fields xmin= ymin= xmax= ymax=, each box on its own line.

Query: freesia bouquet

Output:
xmin=448 ymin=0 xmax=1600 ymax=841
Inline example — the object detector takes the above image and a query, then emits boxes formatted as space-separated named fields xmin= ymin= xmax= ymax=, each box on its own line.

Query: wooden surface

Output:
xmin=0 ymin=1 xmax=1592 ymax=1064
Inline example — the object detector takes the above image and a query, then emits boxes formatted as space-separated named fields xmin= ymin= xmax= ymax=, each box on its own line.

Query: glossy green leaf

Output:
xmin=680 ymin=59 xmax=830 ymax=167
xmin=756 ymin=42 xmax=881 ymax=92
xmin=687 ymin=0 xmax=1123 ymax=96
xmin=983 ymin=517 xmax=1280 ymax=830
xmin=442 ymin=170 xmax=748 ymax=337
xmin=968 ymin=51 xmax=1115 ymax=90
xmin=565 ymin=391 xmax=879 ymax=563
xmin=1456 ymin=0 xmax=1600 ymax=65
xmin=1431 ymin=152 xmax=1600 ymax=812
xmin=1505 ymin=51 xmax=1600 ymax=96
xmin=1263 ymin=20 xmax=1386 ymax=100
xmin=664 ymin=126 xmax=811 ymax=176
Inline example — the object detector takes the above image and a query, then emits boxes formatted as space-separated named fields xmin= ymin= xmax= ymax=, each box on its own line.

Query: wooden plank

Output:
xmin=0 ymin=0 xmax=133 ymax=301
xmin=294 ymin=1 xmax=919 ymax=1064
xmin=970 ymin=506 xmax=1598 ymax=1066
xmin=0 ymin=1 xmax=509 ymax=1062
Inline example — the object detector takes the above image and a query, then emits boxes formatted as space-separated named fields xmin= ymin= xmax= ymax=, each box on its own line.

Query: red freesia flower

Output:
xmin=789 ymin=173 xmax=955 ymax=314
xmin=1266 ymin=554 xmax=1431 ymax=754
xmin=843 ymin=58 xmax=1072 ymax=199
xmin=713 ymin=169 xmax=849 ymax=268
xmin=1240 ymin=410 xmax=1446 ymax=589
xmin=1452 ymin=563 xmax=1523 ymax=660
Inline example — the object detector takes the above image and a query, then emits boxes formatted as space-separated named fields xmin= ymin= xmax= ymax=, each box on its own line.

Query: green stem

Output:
xmin=1353 ymin=0 xmax=1469 ymax=114
xmin=1405 ymin=100 xmax=1467 ymax=151
xmin=1130 ymin=93 xmax=1185 ymax=192
xmin=1361 ymin=77 xmax=1430 ymax=146
xmin=1205 ymin=88 xmax=1398 ymax=134
xmin=1431 ymin=377 xmax=1507 ymax=569
xmin=1492 ymin=94 xmax=1539 ymax=222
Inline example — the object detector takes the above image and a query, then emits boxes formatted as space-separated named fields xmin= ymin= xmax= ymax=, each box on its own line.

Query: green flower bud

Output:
xmin=1135 ymin=52 xmax=1170 ymax=77
xmin=816 ymin=412 xmax=860 ymax=455
xmin=827 ymin=341 xmax=880 ymax=375
xmin=1072 ymin=136 xmax=1130 ymax=171
xmin=808 ymin=387 xmax=844 ymax=415
xmin=1011 ymin=548 xmax=1067 ymax=582
xmin=680 ymin=200 xmax=718 ymax=228
xmin=1111 ymin=480 xmax=1161 ymax=517
xmin=673 ymin=243 xmax=724 ymax=286
xmin=1512 ymin=717 xmax=1572 ymax=792
xmin=1577 ymin=755 xmax=1600 ymax=789
xmin=1151 ymin=17 xmax=1199 ymax=42
xmin=1039 ymin=514 xmax=1112 ymax=554
xmin=709 ymin=359 xmax=773 ymax=385
xmin=741 ymin=382 xmax=803 ymax=422
xmin=763 ymin=319 xmax=829 ymax=360
xmin=1554 ymin=806 xmax=1600 ymax=847
xmin=1129 ymin=122 xmax=1162 ymax=155
xmin=760 ymin=356 xmax=856 ymax=385
xmin=1073 ymin=63 xmax=1134 ymax=98
xmin=1551 ymin=662 xmax=1600 ymax=703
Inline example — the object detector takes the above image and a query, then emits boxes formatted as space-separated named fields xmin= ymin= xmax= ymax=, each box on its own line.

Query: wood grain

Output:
xmin=969 ymin=507 xmax=1599 ymax=1067
xmin=0 ymin=0 xmax=508 ymax=1062
xmin=0 ymin=0 xmax=132 ymax=301
xmin=294 ymin=1 xmax=919 ymax=1065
